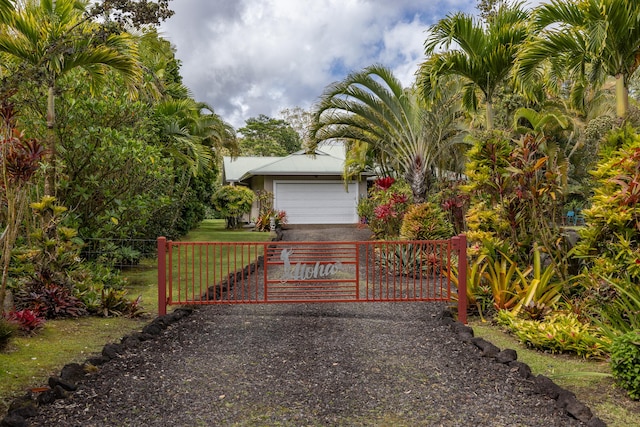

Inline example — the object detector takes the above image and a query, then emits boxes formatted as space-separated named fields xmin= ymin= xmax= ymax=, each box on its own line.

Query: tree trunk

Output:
xmin=486 ymin=100 xmax=494 ymax=130
xmin=615 ymin=74 xmax=628 ymax=119
xmin=44 ymin=86 xmax=56 ymax=197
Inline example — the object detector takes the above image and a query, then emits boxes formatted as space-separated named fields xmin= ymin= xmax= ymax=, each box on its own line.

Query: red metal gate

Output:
xmin=157 ymin=235 xmax=468 ymax=323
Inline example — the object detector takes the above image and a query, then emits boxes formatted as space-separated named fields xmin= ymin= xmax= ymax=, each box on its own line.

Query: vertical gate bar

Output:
xmin=263 ymin=243 xmax=269 ymax=302
xmin=199 ymin=244 xmax=203 ymax=303
xmin=191 ymin=244 xmax=195 ymax=302
xmin=355 ymin=243 xmax=360 ymax=301
xmin=236 ymin=243 xmax=246 ymax=301
xmin=436 ymin=242 xmax=441 ymax=300
xmin=168 ymin=243 xmax=174 ymax=307
xmin=214 ymin=244 xmax=219 ymax=301
xmin=443 ymin=241 xmax=447 ymax=300
xmin=364 ymin=242 xmax=369 ymax=301
xmin=456 ymin=234 xmax=468 ymax=324
xmin=227 ymin=243 xmax=232 ymax=301
xmin=177 ymin=244 xmax=182 ymax=303
xmin=233 ymin=244 xmax=238 ymax=301
xmin=205 ymin=244 xmax=210 ymax=302
xmin=157 ymin=237 xmax=167 ymax=316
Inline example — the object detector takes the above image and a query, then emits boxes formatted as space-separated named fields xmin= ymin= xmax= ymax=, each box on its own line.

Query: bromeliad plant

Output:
xmin=497 ymin=310 xmax=608 ymax=359
xmin=442 ymin=254 xmax=492 ymax=321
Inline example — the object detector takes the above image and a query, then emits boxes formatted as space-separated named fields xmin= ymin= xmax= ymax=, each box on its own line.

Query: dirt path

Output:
xmin=25 ymin=227 xmax=589 ymax=426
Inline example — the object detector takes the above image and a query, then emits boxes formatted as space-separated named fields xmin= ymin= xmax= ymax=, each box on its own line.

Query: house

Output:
xmin=222 ymin=144 xmax=368 ymax=225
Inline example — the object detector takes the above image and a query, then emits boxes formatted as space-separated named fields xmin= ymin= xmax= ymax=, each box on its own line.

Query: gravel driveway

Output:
xmin=22 ymin=227 xmax=596 ymax=426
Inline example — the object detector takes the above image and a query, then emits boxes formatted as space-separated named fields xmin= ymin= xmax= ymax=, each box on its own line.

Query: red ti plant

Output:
xmin=0 ymin=100 xmax=45 ymax=313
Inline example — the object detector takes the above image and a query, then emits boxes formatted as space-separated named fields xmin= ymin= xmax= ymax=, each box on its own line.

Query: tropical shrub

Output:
xmin=359 ymin=177 xmax=412 ymax=239
xmin=610 ymin=330 xmax=640 ymax=400
xmin=497 ymin=310 xmax=608 ymax=358
xmin=3 ymin=309 xmax=45 ymax=334
xmin=400 ymin=202 xmax=453 ymax=241
xmin=98 ymin=288 xmax=143 ymax=318
xmin=0 ymin=100 xmax=45 ymax=314
xmin=254 ymin=191 xmax=288 ymax=231
xmin=16 ymin=284 xmax=87 ymax=319
xmin=584 ymin=274 xmax=640 ymax=338
xmin=212 ymin=185 xmax=255 ymax=229
xmin=463 ymin=131 xmax=567 ymax=278
xmin=375 ymin=243 xmax=444 ymax=277
xmin=573 ymin=127 xmax=640 ymax=333
xmin=437 ymin=181 xmax=469 ymax=235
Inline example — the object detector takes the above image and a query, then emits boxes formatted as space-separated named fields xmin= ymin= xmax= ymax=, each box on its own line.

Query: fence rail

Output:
xmin=157 ymin=235 xmax=468 ymax=323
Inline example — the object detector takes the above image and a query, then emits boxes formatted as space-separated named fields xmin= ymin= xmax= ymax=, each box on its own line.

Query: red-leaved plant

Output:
xmin=4 ymin=309 xmax=45 ymax=334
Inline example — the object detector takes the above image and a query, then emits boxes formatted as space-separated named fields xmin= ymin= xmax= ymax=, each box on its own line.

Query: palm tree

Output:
xmin=0 ymin=0 xmax=141 ymax=195
xmin=153 ymin=97 xmax=237 ymax=230
xmin=0 ymin=0 xmax=13 ymax=23
xmin=517 ymin=0 xmax=640 ymax=119
xmin=418 ymin=1 xmax=530 ymax=130
xmin=309 ymin=65 xmax=467 ymax=203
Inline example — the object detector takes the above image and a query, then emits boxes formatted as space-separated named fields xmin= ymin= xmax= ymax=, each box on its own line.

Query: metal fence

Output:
xmin=157 ymin=235 xmax=468 ymax=323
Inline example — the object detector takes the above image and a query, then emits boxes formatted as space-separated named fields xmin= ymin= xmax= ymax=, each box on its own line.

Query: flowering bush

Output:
xmin=358 ymin=177 xmax=413 ymax=239
xmin=3 ymin=309 xmax=45 ymax=334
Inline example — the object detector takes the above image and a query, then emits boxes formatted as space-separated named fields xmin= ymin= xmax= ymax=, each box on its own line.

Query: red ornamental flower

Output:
xmin=374 ymin=176 xmax=395 ymax=190
xmin=391 ymin=193 xmax=408 ymax=205
xmin=374 ymin=203 xmax=394 ymax=219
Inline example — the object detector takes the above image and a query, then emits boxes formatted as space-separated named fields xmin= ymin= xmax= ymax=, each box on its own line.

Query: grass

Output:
xmin=471 ymin=320 xmax=640 ymax=427
xmin=0 ymin=220 xmax=272 ymax=414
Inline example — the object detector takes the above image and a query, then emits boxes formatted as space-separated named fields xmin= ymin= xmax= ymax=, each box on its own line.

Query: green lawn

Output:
xmin=0 ymin=220 xmax=272 ymax=414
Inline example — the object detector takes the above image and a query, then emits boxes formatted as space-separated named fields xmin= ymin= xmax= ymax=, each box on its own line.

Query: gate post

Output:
xmin=157 ymin=237 xmax=167 ymax=316
xmin=453 ymin=234 xmax=468 ymax=324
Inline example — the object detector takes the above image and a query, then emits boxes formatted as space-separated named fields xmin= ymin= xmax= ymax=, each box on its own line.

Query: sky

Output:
xmin=159 ymin=0 xmax=546 ymax=129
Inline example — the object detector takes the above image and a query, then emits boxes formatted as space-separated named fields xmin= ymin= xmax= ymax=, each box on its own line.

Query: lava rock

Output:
xmin=48 ymin=376 xmax=77 ymax=392
xmin=508 ymin=361 xmax=532 ymax=379
xmin=0 ymin=413 xmax=28 ymax=427
xmin=534 ymin=375 xmax=563 ymax=400
xmin=6 ymin=399 xmax=37 ymax=419
xmin=565 ymin=397 xmax=593 ymax=423
xmin=470 ymin=337 xmax=500 ymax=357
xmin=494 ymin=349 xmax=518 ymax=364
xmin=86 ymin=355 xmax=110 ymax=366
xmin=142 ymin=323 xmax=162 ymax=336
xmin=102 ymin=343 xmax=124 ymax=360
xmin=451 ymin=322 xmax=474 ymax=337
xmin=556 ymin=388 xmax=577 ymax=410
xmin=121 ymin=335 xmax=141 ymax=349
xmin=60 ymin=363 xmax=87 ymax=383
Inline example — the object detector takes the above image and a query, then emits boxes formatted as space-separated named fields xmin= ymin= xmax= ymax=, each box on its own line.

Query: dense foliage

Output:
xmin=610 ymin=330 xmax=640 ymax=400
xmin=212 ymin=186 xmax=255 ymax=229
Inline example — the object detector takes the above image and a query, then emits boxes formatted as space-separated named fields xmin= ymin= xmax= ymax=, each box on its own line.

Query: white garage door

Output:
xmin=274 ymin=181 xmax=359 ymax=224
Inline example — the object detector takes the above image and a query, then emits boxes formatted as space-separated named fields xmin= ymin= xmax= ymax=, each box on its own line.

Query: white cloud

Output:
xmin=160 ymin=0 xmax=545 ymax=128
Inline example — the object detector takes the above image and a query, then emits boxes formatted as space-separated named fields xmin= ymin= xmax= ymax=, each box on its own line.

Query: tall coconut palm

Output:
xmin=0 ymin=0 xmax=141 ymax=195
xmin=309 ymin=65 xmax=467 ymax=203
xmin=419 ymin=1 xmax=530 ymax=130
xmin=517 ymin=0 xmax=640 ymax=119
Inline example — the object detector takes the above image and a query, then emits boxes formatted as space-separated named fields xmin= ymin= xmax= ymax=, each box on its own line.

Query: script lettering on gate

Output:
xmin=280 ymin=248 xmax=343 ymax=281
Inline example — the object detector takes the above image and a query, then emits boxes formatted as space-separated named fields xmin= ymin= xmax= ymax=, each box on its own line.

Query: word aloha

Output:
xmin=280 ymin=248 xmax=343 ymax=281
